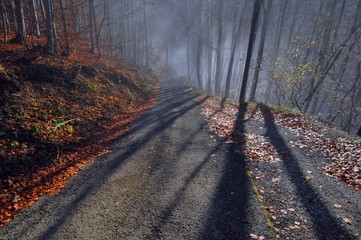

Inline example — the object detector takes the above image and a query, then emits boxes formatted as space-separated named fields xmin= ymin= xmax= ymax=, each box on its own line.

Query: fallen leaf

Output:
xmin=342 ymin=217 xmax=352 ymax=225
xmin=271 ymin=177 xmax=279 ymax=183
xmin=249 ymin=233 xmax=258 ymax=239
xmin=304 ymin=176 xmax=311 ymax=181
xmin=280 ymin=209 xmax=288 ymax=215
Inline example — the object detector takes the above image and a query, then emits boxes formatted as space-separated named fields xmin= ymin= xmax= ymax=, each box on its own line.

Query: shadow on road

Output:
xmin=32 ymin=79 xmax=208 ymax=240
xmin=258 ymin=103 xmax=353 ymax=240
xmin=199 ymin=104 xmax=250 ymax=239
xmin=147 ymin=142 xmax=224 ymax=239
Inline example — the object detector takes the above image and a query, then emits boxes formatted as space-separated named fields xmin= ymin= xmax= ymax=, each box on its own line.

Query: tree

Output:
xmin=43 ymin=0 xmax=55 ymax=54
xmin=224 ymin=0 xmax=246 ymax=100
xmin=88 ymin=0 xmax=100 ymax=56
xmin=185 ymin=0 xmax=191 ymax=82
xmin=214 ymin=0 xmax=225 ymax=96
xmin=60 ymin=0 xmax=70 ymax=55
xmin=143 ymin=1 xmax=149 ymax=67
xmin=264 ymin=0 xmax=288 ymax=103
xmin=14 ymin=0 xmax=26 ymax=45
xmin=0 ymin=0 xmax=9 ymax=43
xmin=28 ymin=0 xmax=40 ymax=37
xmin=249 ymin=0 xmax=273 ymax=102
xmin=239 ymin=0 xmax=261 ymax=106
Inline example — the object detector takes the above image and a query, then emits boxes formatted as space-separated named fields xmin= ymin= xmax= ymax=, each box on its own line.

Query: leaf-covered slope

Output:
xmin=0 ymin=47 xmax=159 ymax=227
xmin=201 ymin=98 xmax=361 ymax=190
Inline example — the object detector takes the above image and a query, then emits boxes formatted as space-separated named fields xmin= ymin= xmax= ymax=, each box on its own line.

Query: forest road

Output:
xmin=0 ymin=78 xmax=271 ymax=239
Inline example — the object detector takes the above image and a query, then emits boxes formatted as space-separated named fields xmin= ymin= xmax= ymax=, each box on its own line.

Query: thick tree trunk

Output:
xmin=214 ymin=0 xmax=224 ymax=97
xmin=50 ymin=0 xmax=60 ymax=53
xmin=0 ymin=0 xmax=8 ymax=43
xmin=239 ymin=0 xmax=261 ymax=106
xmin=60 ymin=0 xmax=70 ymax=55
xmin=249 ymin=0 xmax=273 ymax=102
xmin=264 ymin=0 xmax=288 ymax=103
xmin=14 ymin=0 xmax=26 ymax=45
xmin=43 ymin=0 xmax=54 ymax=54
xmin=224 ymin=1 xmax=246 ymax=100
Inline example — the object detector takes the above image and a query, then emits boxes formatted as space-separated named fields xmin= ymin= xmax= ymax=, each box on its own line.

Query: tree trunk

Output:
xmin=88 ymin=0 xmax=95 ymax=53
xmin=94 ymin=1 xmax=101 ymax=57
xmin=239 ymin=0 xmax=261 ymax=106
xmin=214 ymin=0 xmax=224 ymax=96
xmin=60 ymin=0 xmax=70 ymax=55
xmin=331 ymin=0 xmax=346 ymax=45
xmin=206 ymin=1 xmax=213 ymax=93
xmin=104 ymin=0 xmax=112 ymax=57
xmin=224 ymin=1 xmax=246 ymax=100
xmin=305 ymin=0 xmax=337 ymax=114
xmin=303 ymin=1 xmax=361 ymax=112
xmin=143 ymin=2 xmax=149 ymax=67
xmin=50 ymin=0 xmax=60 ymax=53
xmin=186 ymin=0 xmax=191 ymax=82
xmin=11 ymin=1 xmax=17 ymax=32
xmin=264 ymin=0 xmax=288 ymax=103
xmin=29 ymin=0 xmax=40 ymax=36
xmin=14 ymin=0 xmax=26 ymax=45
xmin=43 ymin=0 xmax=54 ymax=54
xmin=69 ymin=0 xmax=79 ymax=34
xmin=288 ymin=0 xmax=300 ymax=44
xmin=0 ymin=0 xmax=8 ymax=43
xmin=249 ymin=0 xmax=273 ymax=102
xmin=196 ymin=37 xmax=203 ymax=89
xmin=357 ymin=126 xmax=361 ymax=137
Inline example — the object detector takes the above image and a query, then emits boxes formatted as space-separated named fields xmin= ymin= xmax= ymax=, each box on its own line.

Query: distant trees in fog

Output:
xmin=1 ymin=0 xmax=360 ymax=135
xmin=179 ymin=0 xmax=361 ymax=135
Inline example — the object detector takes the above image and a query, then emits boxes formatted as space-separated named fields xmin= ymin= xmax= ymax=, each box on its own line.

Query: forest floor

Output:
xmin=0 ymin=43 xmax=158 ymax=227
xmin=201 ymin=97 xmax=361 ymax=239
xmin=0 ymin=75 xmax=360 ymax=240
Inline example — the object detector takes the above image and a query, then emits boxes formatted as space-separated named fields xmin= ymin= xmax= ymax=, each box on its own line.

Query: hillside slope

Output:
xmin=0 ymin=45 xmax=158 ymax=227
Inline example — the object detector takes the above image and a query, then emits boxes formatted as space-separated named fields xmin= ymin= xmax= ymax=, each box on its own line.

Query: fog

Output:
xmin=93 ymin=0 xmax=360 ymax=134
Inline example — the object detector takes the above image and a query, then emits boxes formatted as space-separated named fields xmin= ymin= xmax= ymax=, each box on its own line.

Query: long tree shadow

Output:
xmin=147 ymin=142 xmax=224 ymax=239
xmin=199 ymin=104 xmax=250 ymax=239
xmin=0 ymin=84 xmax=198 ymax=200
xmin=258 ymin=104 xmax=353 ymax=240
xmin=8 ymin=78 xmax=207 ymax=240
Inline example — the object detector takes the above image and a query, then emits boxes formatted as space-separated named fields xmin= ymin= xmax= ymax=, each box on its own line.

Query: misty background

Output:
xmin=5 ymin=0 xmax=360 ymax=134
